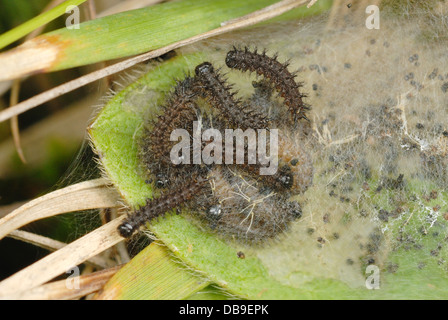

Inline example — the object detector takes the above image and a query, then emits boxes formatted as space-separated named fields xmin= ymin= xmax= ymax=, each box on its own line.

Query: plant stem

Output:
xmin=0 ymin=0 xmax=87 ymax=50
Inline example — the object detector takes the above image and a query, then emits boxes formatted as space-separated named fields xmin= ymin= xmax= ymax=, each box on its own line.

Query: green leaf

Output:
xmin=0 ymin=0 xmax=333 ymax=81
xmin=97 ymin=242 xmax=211 ymax=300
xmin=50 ymin=0 xmax=334 ymax=72
xmin=0 ymin=0 xmax=88 ymax=50
xmin=90 ymin=50 xmax=448 ymax=299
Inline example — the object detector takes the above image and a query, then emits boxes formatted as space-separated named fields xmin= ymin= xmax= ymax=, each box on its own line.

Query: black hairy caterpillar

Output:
xmin=142 ymin=76 xmax=199 ymax=167
xmin=118 ymin=176 xmax=208 ymax=237
xmin=118 ymin=47 xmax=313 ymax=242
xmin=191 ymin=167 xmax=303 ymax=242
xmin=195 ymin=62 xmax=269 ymax=130
xmin=225 ymin=47 xmax=310 ymax=122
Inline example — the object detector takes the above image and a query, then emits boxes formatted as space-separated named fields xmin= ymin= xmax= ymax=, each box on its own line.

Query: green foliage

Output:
xmin=90 ymin=53 xmax=448 ymax=299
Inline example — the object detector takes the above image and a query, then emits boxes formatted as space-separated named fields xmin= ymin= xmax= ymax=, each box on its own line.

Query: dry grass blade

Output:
xmin=4 ymin=0 xmax=96 ymax=163
xmin=0 ymin=0 xmax=312 ymax=123
xmin=0 ymin=201 xmax=27 ymax=219
xmin=7 ymin=229 xmax=66 ymax=251
xmin=6 ymin=265 xmax=122 ymax=300
xmin=0 ymin=0 xmax=160 ymax=98
xmin=7 ymin=230 xmax=109 ymax=269
xmin=9 ymin=79 xmax=26 ymax=163
xmin=0 ymin=178 xmax=121 ymax=240
xmin=0 ymin=93 xmax=99 ymax=177
xmin=0 ymin=215 xmax=125 ymax=296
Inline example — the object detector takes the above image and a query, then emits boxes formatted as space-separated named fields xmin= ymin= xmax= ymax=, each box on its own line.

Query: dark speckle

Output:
xmin=359 ymin=209 xmax=368 ymax=217
xmin=409 ymin=54 xmax=419 ymax=62
xmin=418 ymin=262 xmax=426 ymax=269
xmin=362 ymin=182 xmax=370 ymax=191
xmin=441 ymin=82 xmax=448 ymax=93
xmin=428 ymin=68 xmax=438 ymax=80
xmin=404 ymin=73 xmax=413 ymax=81
xmin=430 ymin=190 xmax=438 ymax=199
xmin=378 ymin=209 xmax=390 ymax=222
xmin=419 ymin=226 xmax=428 ymax=235
xmin=411 ymin=81 xmax=423 ymax=91
xmin=387 ymin=262 xmax=399 ymax=273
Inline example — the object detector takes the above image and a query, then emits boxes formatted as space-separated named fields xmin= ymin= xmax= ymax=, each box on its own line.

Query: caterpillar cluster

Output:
xmin=118 ymin=47 xmax=313 ymax=242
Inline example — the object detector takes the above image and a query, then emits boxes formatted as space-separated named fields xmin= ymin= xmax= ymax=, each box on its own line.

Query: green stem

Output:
xmin=0 ymin=0 xmax=87 ymax=50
